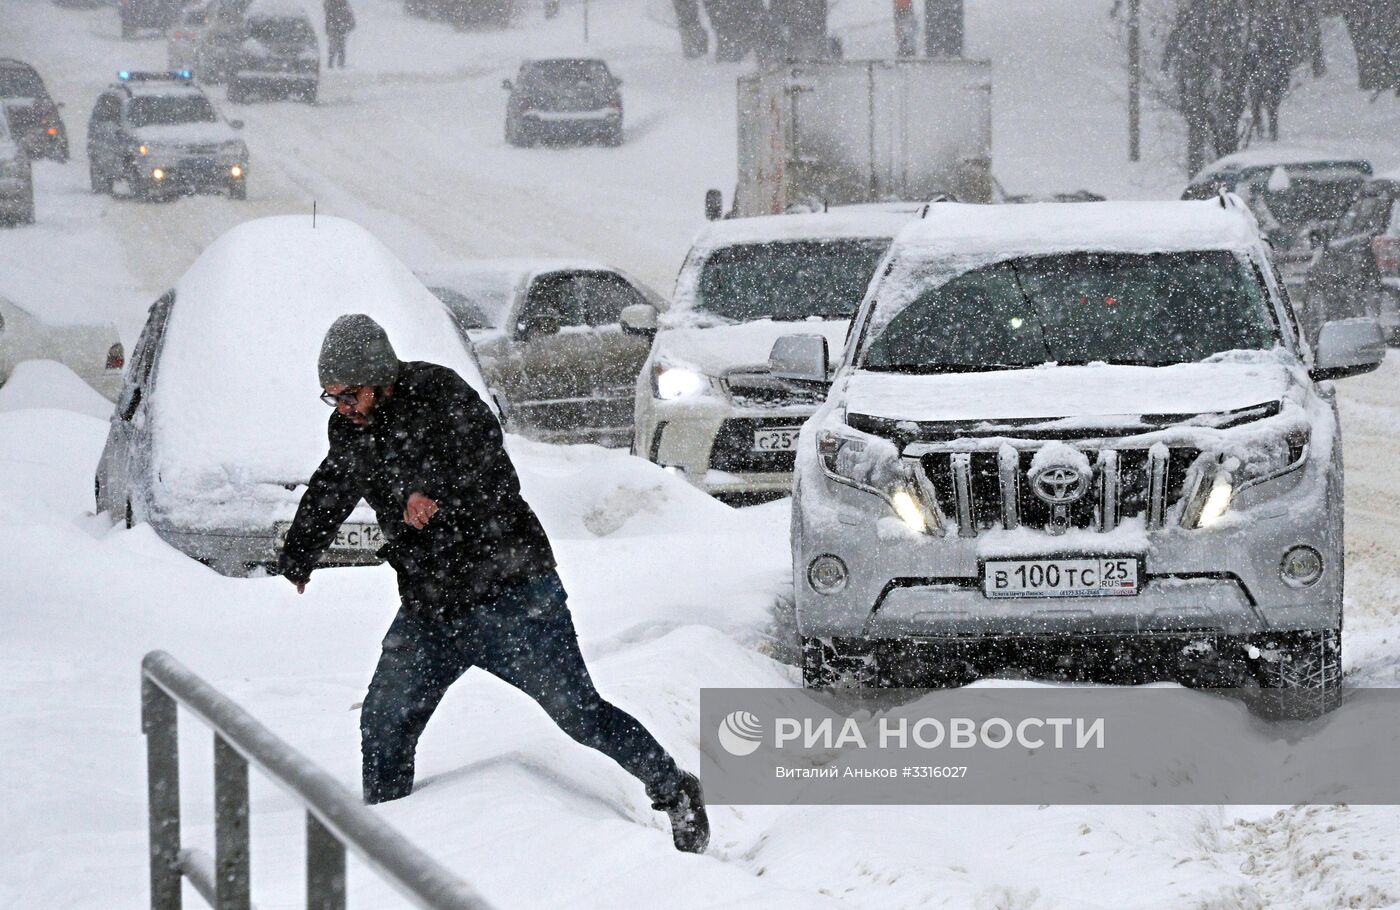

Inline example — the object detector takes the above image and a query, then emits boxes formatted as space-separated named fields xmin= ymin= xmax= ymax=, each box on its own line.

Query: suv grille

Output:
xmin=918 ymin=444 xmax=1203 ymax=536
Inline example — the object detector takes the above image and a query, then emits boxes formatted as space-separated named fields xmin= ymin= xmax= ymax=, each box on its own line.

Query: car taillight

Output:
xmin=106 ymin=343 xmax=125 ymax=371
xmin=46 ymin=127 xmax=57 ymax=137
xmin=1373 ymin=236 xmax=1400 ymax=276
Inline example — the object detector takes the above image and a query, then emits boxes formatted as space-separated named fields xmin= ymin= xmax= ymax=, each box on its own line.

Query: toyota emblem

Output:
xmin=1031 ymin=464 xmax=1089 ymax=505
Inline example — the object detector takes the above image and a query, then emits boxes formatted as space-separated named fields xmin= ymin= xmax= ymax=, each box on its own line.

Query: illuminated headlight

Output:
xmin=1197 ymin=473 xmax=1234 ymax=527
xmin=652 ymin=363 xmax=707 ymax=400
xmin=891 ymin=488 xmax=927 ymax=533
xmin=1280 ymin=546 xmax=1323 ymax=587
xmin=138 ymin=144 xmax=149 ymax=156
xmin=150 ymin=167 xmax=166 ymax=181
xmin=808 ymin=554 xmax=848 ymax=594
xmin=818 ymin=427 xmax=936 ymax=533
xmin=229 ymin=164 xmax=244 ymax=178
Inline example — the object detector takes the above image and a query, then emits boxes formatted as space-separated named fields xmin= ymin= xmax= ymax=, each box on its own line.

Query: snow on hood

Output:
xmin=151 ymin=216 xmax=489 ymax=521
xmin=841 ymin=360 xmax=1293 ymax=424
xmin=1193 ymin=146 xmax=1371 ymax=179
xmin=652 ymin=318 xmax=849 ymax=376
xmin=134 ymin=122 xmax=240 ymax=146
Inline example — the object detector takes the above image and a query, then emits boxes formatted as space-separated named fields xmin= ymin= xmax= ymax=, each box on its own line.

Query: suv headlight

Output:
xmin=1185 ymin=429 xmax=1309 ymax=528
xmin=817 ymin=426 xmax=937 ymax=534
xmin=651 ymin=362 xmax=710 ymax=400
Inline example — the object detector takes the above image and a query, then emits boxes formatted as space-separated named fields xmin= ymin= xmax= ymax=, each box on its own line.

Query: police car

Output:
xmin=86 ymin=70 xmax=249 ymax=201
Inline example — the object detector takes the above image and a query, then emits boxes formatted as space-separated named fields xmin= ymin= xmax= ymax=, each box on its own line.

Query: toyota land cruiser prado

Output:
xmin=782 ymin=199 xmax=1385 ymax=716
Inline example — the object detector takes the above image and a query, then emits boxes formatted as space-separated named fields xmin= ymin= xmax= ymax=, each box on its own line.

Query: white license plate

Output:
xmin=274 ymin=521 xmax=384 ymax=552
xmin=983 ymin=557 xmax=1139 ymax=599
xmin=752 ymin=427 xmax=802 ymax=452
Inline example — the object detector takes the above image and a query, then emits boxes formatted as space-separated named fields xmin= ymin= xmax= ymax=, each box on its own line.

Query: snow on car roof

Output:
xmin=891 ymin=199 xmax=1262 ymax=260
xmin=690 ymin=205 xmax=920 ymax=248
xmin=152 ymin=216 xmax=490 ymax=490
xmin=1193 ymin=145 xmax=1372 ymax=180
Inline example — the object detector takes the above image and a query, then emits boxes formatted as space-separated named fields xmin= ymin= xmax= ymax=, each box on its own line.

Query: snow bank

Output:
xmin=0 ymin=360 xmax=115 ymax=420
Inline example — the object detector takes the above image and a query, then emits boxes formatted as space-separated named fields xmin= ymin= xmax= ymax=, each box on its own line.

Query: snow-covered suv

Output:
xmin=783 ymin=198 xmax=1385 ymax=715
xmin=631 ymin=205 xmax=914 ymax=499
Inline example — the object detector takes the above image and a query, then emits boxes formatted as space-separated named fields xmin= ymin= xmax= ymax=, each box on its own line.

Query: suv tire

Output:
xmin=1253 ymin=628 xmax=1343 ymax=720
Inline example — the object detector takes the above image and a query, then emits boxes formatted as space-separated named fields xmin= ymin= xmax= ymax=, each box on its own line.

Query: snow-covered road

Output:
xmin=4 ymin=0 xmax=1400 ymax=906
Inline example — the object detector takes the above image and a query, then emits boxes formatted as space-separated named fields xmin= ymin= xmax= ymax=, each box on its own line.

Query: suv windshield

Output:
xmin=126 ymin=94 xmax=217 ymax=127
xmin=695 ymin=239 xmax=890 ymax=323
xmin=861 ymin=250 xmax=1278 ymax=372
xmin=246 ymin=17 xmax=315 ymax=45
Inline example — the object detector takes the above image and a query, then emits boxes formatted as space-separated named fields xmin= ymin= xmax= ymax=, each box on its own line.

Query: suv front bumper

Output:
xmin=793 ymin=459 xmax=1342 ymax=642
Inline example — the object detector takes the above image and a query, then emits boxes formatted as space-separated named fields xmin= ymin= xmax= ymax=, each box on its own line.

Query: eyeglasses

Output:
xmin=320 ymin=387 xmax=364 ymax=407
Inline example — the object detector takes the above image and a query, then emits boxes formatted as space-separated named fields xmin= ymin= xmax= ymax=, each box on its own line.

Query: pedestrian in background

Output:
xmin=325 ymin=0 xmax=355 ymax=69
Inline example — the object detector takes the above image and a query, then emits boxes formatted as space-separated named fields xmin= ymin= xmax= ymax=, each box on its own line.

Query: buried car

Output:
xmin=421 ymin=259 xmax=663 ymax=447
xmin=633 ymin=205 xmax=915 ymax=500
xmin=785 ymin=198 xmax=1384 ymax=717
xmin=0 ymin=294 xmax=125 ymax=400
xmin=95 ymin=216 xmax=492 ymax=576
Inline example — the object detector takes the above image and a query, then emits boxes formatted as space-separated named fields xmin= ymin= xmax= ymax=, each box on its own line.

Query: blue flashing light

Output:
xmin=176 ymin=69 xmax=192 ymax=80
xmin=118 ymin=70 xmax=131 ymax=81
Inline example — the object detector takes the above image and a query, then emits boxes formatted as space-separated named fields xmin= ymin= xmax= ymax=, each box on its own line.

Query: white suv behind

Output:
xmin=629 ymin=206 xmax=914 ymax=499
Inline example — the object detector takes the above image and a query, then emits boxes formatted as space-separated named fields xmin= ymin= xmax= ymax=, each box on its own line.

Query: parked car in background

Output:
xmin=785 ymin=198 xmax=1384 ymax=718
xmin=167 ymin=3 xmax=213 ymax=72
xmin=226 ymin=4 xmax=320 ymax=104
xmin=118 ymin=0 xmax=185 ymax=38
xmin=0 ymin=59 xmax=69 ymax=162
xmin=421 ymin=259 xmax=664 ymax=447
xmin=504 ymin=58 xmax=623 ymax=147
xmin=191 ymin=0 xmax=254 ymax=84
xmin=632 ymin=204 xmax=916 ymax=501
xmin=1304 ymin=172 xmax=1400 ymax=343
xmin=0 ymin=112 xmax=35 ymax=226
xmin=1181 ymin=148 xmax=1373 ymax=298
xmin=95 ymin=216 xmax=493 ymax=576
xmin=87 ymin=70 xmax=249 ymax=201
xmin=0 ymin=295 xmax=124 ymax=400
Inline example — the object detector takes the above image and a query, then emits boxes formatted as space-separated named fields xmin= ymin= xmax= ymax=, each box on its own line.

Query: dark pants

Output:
xmin=328 ymin=33 xmax=346 ymax=68
xmin=360 ymin=572 xmax=683 ymax=804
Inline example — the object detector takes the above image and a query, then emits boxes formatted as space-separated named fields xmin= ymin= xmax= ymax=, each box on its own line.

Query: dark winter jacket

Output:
xmin=324 ymin=0 xmax=355 ymax=36
xmin=277 ymin=361 xmax=556 ymax=620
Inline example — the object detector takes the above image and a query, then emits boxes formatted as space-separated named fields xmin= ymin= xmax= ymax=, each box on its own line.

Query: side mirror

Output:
xmin=518 ymin=309 xmax=562 ymax=339
xmin=769 ymin=334 xmax=830 ymax=385
xmin=704 ymin=188 xmax=723 ymax=222
xmin=501 ymin=79 xmax=514 ymax=91
xmin=229 ymin=118 xmax=244 ymax=130
xmin=620 ymin=303 xmax=658 ymax=338
xmin=1311 ymin=318 xmax=1385 ymax=381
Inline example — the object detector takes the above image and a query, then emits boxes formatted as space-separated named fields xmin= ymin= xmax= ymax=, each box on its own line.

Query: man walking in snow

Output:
xmin=323 ymin=0 xmax=354 ymax=69
xmin=278 ymin=314 xmax=709 ymax=853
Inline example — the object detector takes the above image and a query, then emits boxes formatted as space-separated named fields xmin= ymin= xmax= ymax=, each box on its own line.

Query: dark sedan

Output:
xmin=0 ymin=59 xmax=68 ymax=162
xmin=503 ymin=58 xmax=623 ymax=147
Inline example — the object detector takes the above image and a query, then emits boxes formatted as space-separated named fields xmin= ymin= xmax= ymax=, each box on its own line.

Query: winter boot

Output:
xmin=653 ymin=771 xmax=709 ymax=853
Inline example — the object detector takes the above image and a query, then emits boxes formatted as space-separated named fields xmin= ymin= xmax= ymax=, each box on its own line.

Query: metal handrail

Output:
xmin=141 ymin=649 xmax=495 ymax=910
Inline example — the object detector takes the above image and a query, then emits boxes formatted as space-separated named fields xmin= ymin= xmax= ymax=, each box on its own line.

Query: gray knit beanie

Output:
xmin=318 ymin=314 xmax=400 ymax=387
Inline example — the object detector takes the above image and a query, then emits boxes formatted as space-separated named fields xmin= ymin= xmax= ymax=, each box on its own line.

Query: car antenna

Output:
xmin=313 ymin=200 xmax=317 ymax=228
